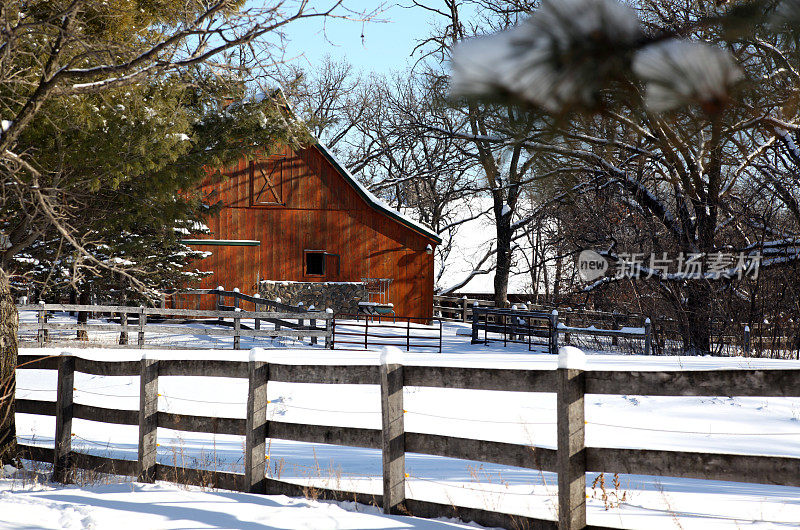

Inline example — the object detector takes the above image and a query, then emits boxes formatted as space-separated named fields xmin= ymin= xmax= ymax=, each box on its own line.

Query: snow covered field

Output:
xmin=9 ymin=336 xmax=800 ymax=529
xmin=0 ymin=475 xmax=480 ymax=529
xmin=17 ymin=309 xmax=541 ymax=354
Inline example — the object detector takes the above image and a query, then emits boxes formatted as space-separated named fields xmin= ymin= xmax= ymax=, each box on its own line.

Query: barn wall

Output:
xmin=187 ymin=144 xmax=436 ymax=320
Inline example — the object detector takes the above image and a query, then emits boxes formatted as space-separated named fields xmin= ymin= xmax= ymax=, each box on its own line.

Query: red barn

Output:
xmin=180 ymin=140 xmax=440 ymax=320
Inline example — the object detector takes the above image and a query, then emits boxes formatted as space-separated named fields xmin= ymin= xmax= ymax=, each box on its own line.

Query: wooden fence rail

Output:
xmin=14 ymin=349 xmax=800 ymax=530
xmin=17 ymin=302 xmax=333 ymax=349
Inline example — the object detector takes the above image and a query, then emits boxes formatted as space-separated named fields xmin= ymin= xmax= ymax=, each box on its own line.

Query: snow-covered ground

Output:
xmin=17 ymin=309 xmax=547 ymax=354
xmin=10 ymin=331 xmax=800 ymax=529
xmin=0 ymin=473 xmax=480 ymax=529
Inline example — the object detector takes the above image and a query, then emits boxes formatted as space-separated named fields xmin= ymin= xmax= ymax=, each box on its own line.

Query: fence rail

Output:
xmin=331 ymin=316 xmax=443 ymax=352
xmin=17 ymin=302 xmax=333 ymax=349
xmin=15 ymin=350 xmax=800 ymax=530
xmin=437 ymin=294 xmax=799 ymax=357
xmin=470 ymin=307 xmax=654 ymax=355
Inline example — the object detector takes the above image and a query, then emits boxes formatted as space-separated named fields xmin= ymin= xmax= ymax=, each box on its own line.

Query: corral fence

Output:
xmin=15 ymin=349 xmax=800 ymax=530
xmin=17 ymin=302 xmax=333 ymax=349
xmin=471 ymin=307 xmax=653 ymax=355
xmin=331 ymin=315 xmax=443 ymax=352
xmin=439 ymin=293 xmax=797 ymax=357
xmin=172 ymin=287 xmax=311 ymax=315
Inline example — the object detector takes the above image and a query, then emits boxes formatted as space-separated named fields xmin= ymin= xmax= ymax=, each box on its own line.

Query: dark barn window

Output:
xmin=305 ymin=251 xmax=325 ymax=276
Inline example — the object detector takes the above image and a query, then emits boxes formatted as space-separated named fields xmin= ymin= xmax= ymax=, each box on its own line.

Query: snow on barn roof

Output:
xmin=247 ymin=88 xmax=441 ymax=245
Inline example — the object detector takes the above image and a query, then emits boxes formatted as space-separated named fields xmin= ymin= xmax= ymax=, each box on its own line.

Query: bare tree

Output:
xmin=409 ymin=0 xmax=576 ymax=307
xmin=448 ymin=0 xmax=800 ymax=352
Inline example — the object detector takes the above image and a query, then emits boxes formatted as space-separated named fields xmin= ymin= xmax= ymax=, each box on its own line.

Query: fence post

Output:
xmin=564 ymin=314 xmax=571 ymax=345
xmin=138 ymin=353 xmax=159 ymax=483
xmin=471 ymin=303 xmax=480 ymax=344
xmin=326 ymin=309 xmax=334 ymax=349
xmin=557 ymin=346 xmax=587 ymax=530
xmin=138 ymin=306 xmax=146 ymax=347
xmin=119 ymin=311 xmax=128 ymax=345
xmin=298 ymin=304 xmax=305 ymax=344
xmin=611 ymin=313 xmax=619 ymax=346
xmin=233 ymin=288 xmax=240 ymax=311
xmin=644 ymin=318 xmax=652 ymax=356
xmin=37 ymin=301 xmax=46 ymax=346
xmin=254 ymin=293 xmax=261 ymax=330
xmin=310 ymin=306 xmax=318 ymax=346
xmin=744 ymin=325 xmax=750 ymax=357
xmin=406 ymin=319 xmax=411 ymax=351
xmin=462 ymin=296 xmax=468 ymax=323
xmin=245 ymin=349 xmax=269 ymax=494
xmin=216 ymin=285 xmax=224 ymax=324
xmin=380 ymin=347 xmax=405 ymax=515
xmin=550 ymin=310 xmax=560 ymax=355
xmin=365 ymin=317 xmax=369 ymax=349
xmin=54 ymin=351 xmax=75 ymax=484
xmin=234 ymin=310 xmax=241 ymax=350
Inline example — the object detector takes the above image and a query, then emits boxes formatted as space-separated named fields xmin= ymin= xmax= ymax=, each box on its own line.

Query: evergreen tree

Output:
xmin=0 ymin=0 xmax=362 ymax=465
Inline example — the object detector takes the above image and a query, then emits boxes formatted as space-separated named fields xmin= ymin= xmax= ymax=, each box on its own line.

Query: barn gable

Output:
xmin=183 ymin=139 xmax=438 ymax=319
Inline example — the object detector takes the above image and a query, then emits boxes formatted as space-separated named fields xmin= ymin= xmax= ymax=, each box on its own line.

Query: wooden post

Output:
xmin=406 ymin=319 xmax=411 ymax=351
xmin=254 ymin=294 xmax=261 ymax=330
xmin=471 ymin=303 xmax=480 ymax=344
xmin=611 ymin=314 xmax=619 ymax=346
xmin=557 ymin=346 xmax=586 ymax=530
xmin=245 ymin=349 xmax=269 ymax=494
xmin=119 ymin=311 xmax=129 ymax=345
xmin=550 ymin=310 xmax=559 ymax=355
xmin=326 ymin=309 xmax=334 ymax=349
xmin=365 ymin=317 xmax=369 ymax=349
xmin=234 ymin=311 xmax=241 ymax=350
xmin=380 ymin=347 xmax=405 ymax=515
xmin=564 ymin=315 xmax=571 ymax=345
xmin=298 ymin=316 xmax=305 ymax=344
xmin=310 ymin=317 xmax=318 ymax=345
xmin=37 ymin=301 xmax=46 ymax=346
xmin=744 ymin=325 xmax=751 ymax=357
xmin=644 ymin=318 xmax=652 ymax=356
xmin=54 ymin=351 xmax=75 ymax=483
xmin=216 ymin=285 xmax=224 ymax=324
xmin=138 ymin=354 xmax=159 ymax=483
xmin=462 ymin=296 xmax=468 ymax=323
xmin=137 ymin=306 xmax=146 ymax=347
xmin=233 ymin=288 xmax=240 ymax=311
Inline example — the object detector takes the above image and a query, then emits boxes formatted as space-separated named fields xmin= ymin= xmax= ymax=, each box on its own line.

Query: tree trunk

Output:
xmin=0 ymin=271 xmax=18 ymax=465
xmin=77 ymin=286 xmax=90 ymax=340
xmin=553 ymin=250 xmax=563 ymax=307
xmin=494 ymin=213 xmax=512 ymax=308
xmin=683 ymin=283 xmax=713 ymax=355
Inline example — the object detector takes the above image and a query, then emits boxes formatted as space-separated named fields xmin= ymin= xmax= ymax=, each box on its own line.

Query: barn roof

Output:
xmin=314 ymin=142 xmax=442 ymax=245
xmin=249 ymin=88 xmax=441 ymax=245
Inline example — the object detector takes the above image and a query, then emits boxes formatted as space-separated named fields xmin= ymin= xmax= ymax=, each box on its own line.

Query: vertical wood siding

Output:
xmin=186 ymin=144 xmax=435 ymax=319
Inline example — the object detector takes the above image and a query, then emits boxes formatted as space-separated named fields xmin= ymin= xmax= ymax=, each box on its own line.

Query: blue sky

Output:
xmin=279 ymin=2 xmax=442 ymax=75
